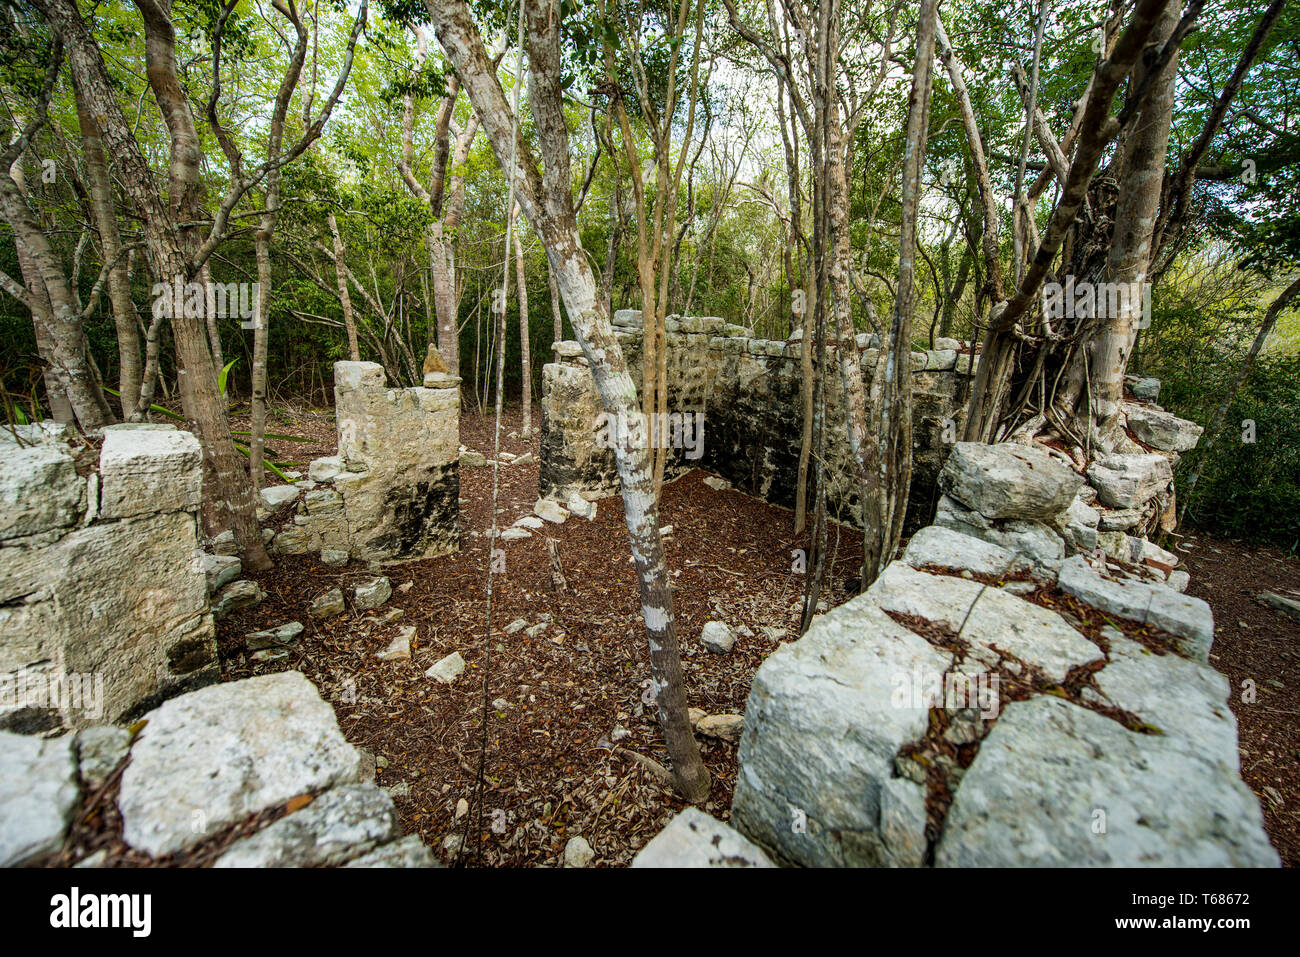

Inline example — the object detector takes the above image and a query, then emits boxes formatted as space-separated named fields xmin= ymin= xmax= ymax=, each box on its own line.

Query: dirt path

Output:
xmin=1180 ymin=532 xmax=1300 ymax=866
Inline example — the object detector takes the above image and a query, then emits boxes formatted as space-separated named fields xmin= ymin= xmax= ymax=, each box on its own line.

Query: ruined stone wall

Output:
xmin=540 ymin=310 xmax=972 ymax=528
xmin=0 ymin=424 xmax=217 ymax=733
xmin=292 ymin=361 xmax=460 ymax=563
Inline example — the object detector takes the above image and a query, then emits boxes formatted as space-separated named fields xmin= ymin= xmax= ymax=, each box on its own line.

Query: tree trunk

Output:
xmin=513 ymin=204 xmax=532 ymax=437
xmin=75 ymin=80 xmax=141 ymax=413
xmin=328 ymin=212 xmax=361 ymax=360
xmin=47 ymin=0 xmax=271 ymax=570
xmin=1074 ymin=0 xmax=1181 ymax=446
xmin=864 ymin=0 xmax=937 ymax=580
xmin=1 ymin=161 xmax=108 ymax=431
xmin=427 ymin=0 xmax=710 ymax=803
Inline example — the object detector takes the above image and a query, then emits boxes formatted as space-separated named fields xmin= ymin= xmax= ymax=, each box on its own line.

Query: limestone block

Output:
xmin=731 ymin=597 xmax=950 ymax=867
xmin=0 ymin=731 xmax=78 ymax=866
xmin=0 ymin=443 xmax=83 ymax=541
xmin=119 ymin=672 xmax=363 ymax=857
xmin=939 ymin=442 xmax=1083 ymax=520
xmin=936 ymin=696 xmax=1276 ymax=867
xmin=99 ymin=427 xmax=202 ymax=519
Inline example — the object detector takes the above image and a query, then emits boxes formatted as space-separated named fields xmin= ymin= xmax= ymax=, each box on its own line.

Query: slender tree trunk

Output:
xmin=513 ymin=203 xmax=531 ymax=437
xmin=864 ymin=0 xmax=937 ymax=580
xmin=428 ymin=0 xmax=710 ymax=802
xmin=1 ymin=161 xmax=108 ymax=431
xmin=548 ymin=265 xmax=562 ymax=355
xmin=328 ymin=212 xmax=360 ymax=360
xmin=75 ymin=80 xmax=141 ymax=412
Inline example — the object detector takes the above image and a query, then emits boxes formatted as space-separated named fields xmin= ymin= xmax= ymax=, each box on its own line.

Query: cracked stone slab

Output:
xmin=1094 ymin=637 xmax=1239 ymax=766
xmin=866 ymin=562 xmax=1102 ymax=682
xmin=936 ymin=696 xmax=1278 ymax=867
xmin=213 ymin=784 xmax=400 ymax=867
xmin=1057 ymin=556 xmax=1213 ymax=662
xmin=730 ymin=595 xmax=950 ymax=867
xmin=632 ymin=808 xmax=775 ymax=868
xmin=118 ymin=672 xmax=362 ymax=857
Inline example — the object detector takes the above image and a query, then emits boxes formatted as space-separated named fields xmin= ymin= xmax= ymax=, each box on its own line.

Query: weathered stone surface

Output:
xmin=344 ymin=834 xmax=440 ymax=867
xmin=1124 ymin=403 xmax=1203 ymax=453
xmin=866 ymin=563 xmax=1102 ymax=681
xmin=309 ymin=456 xmax=343 ymax=482
xmin=902 ymin=525 xmax=1019 ymax=576
xmin=321 ymin=548 xmax=349 ymax=567
xmin=376 ymin=628 xmax=414 ymax=662
xmin=1128 ymin=376 xmax=1161 ymax=402
xmin=939 ymin=442 xmax=1083 ymax=520
xmin=1086 ymin=453 xmax=1173 ymax=509
xmin=213 ymin=579 xmax=264 ymax=620
xmin=0 ymin=443 xmax=83 ymax=541
xmin=354 ymin=577 xmax=392 ymax=611
xmin=245 ymin=622 xmax=304 ymax=652
xmin=202 ymin=553 xmax=242 ymax=596
xmin=0 ymin=508 xmax=215 ymax=730
xmin=632 ymin=808 xmax=775 ymax=868
xmin=731 ymin=596 xmax=950 ymax=866
xmin=700 ymin=621 xmax=736 ymax=655
xmin=259 ymin=485 xmax=300 ymax=510
xmin=335 ymin=361 xmax=387 ymax=392
xmin=1097 ymin=506 xmax=1145 ymax=531
xmin=99 ymin=427 xmax=202 ymax=519
xmin=0 ymin=731 xmax=78 ymax=865
xmin=936 ymin=696 xmax=1277 ymax=867
xmin=1057 ymin=557 xmax=1213 ymax=662
xmin=933 ymin=495 xmax=1066 ymax=569
xmin=535 ymin=498 xmax=569 ymax=524
xmin=273 ymin=527 xmax=313 ymax=555
xmin=1258 ymin=591 xmax=1300 ymax=621
xmin=879 ymin=777 xmax=929 ymax=868
xmin=426 ymin=652 xmax=465 ymax=684
xmin=214 ymin=784 xmax=400 ymax=868
xmin=332 ymin=363 xmax=460 ymax=562
xmin=75 ymin=725 xmax=131 ymax=791
xmin=310 ymin=588 xmax=346 ymax=618
xmin=1095 ymin=637 xmax=1239 ymax=762
xmin=565 ymin=490 xmax=596 ymax=520
xmin=499 ymin=526 xmax=530 ymax=541
xmin=119 ymin=672 xmax=363 ymax=857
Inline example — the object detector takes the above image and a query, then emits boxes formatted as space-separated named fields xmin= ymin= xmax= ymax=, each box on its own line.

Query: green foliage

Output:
xmin=1139 ymin=278 xmax=1300 ymax=551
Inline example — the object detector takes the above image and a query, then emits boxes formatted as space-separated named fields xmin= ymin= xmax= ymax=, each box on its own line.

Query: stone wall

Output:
xmin=725 ymin=442 xmax=1275 ymax=867
xmin=0 ymin=423 xmax=217 ymax=733
xmin=289 ymin=361 xmax=460 ymax=563
xmin=540 ymin=310 xmax=970 ymax=528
